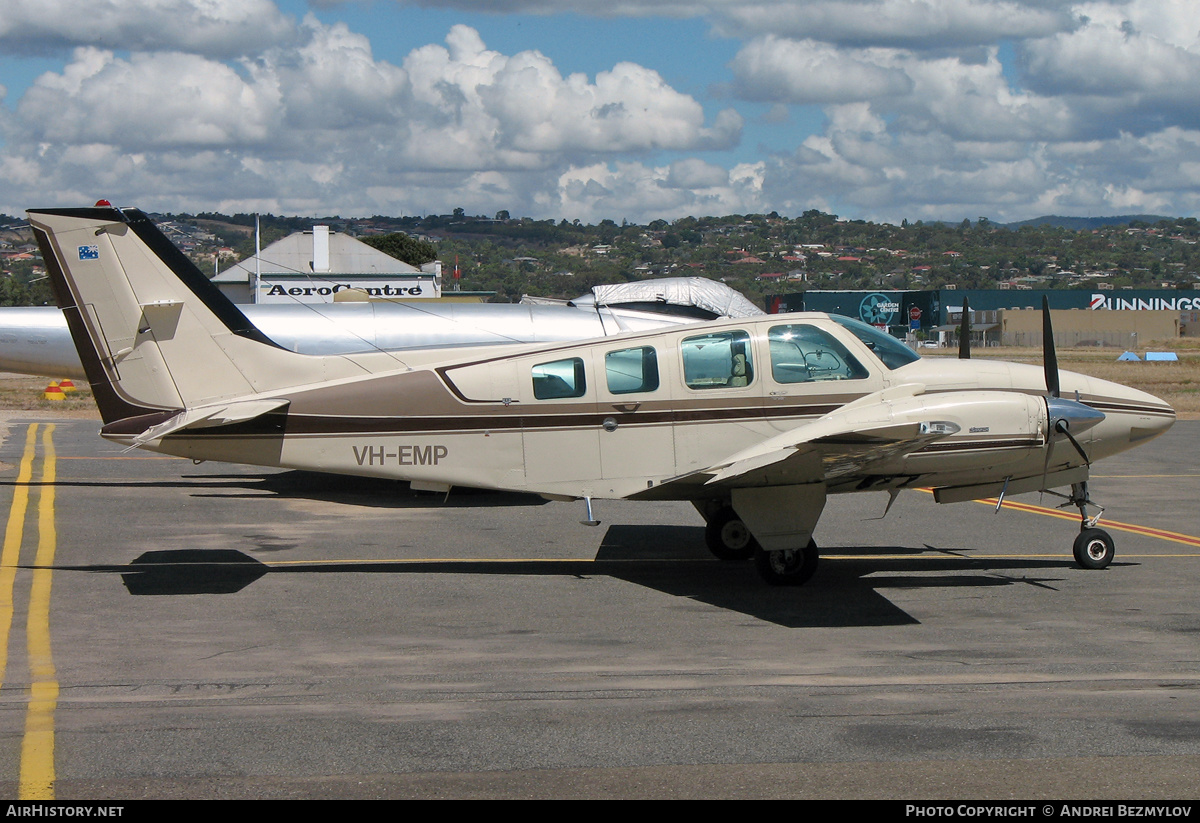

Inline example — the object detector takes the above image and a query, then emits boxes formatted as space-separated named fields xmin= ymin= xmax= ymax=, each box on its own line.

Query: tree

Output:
xmin=360 ymin=233 xmax=439 ymax=267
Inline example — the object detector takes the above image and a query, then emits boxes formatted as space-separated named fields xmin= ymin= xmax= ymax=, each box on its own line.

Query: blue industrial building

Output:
xmin=769 ymin=288 xmax=1200 ymax=338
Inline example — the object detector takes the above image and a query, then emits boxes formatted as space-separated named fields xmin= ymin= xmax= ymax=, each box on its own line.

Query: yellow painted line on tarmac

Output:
xmin=59 ymin=455 xmax=180 ymax=460
xmin=0 ymin=425 xmax=39 ymax=687
xmin=20 ymin=424 xmax=57 ymax=800
xmin=918 ymin=487 xmax=1200 ymax=550
xmin=0 ymin=424 xmax=60 ymax=799
xmin=262 ymin=557 xmax=619 ymax=567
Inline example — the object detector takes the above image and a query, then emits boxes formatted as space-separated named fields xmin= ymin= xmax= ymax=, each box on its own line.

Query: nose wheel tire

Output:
xmin=754 ymin=540 xmax=820 ymax=586
xmin=1073 ymin=528 xmax=1115 ymax=570
xmin=704 ymin=507 xmax=758 ymax=561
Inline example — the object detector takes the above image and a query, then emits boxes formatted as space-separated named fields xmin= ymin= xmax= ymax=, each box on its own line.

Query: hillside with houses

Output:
xmin=1 ymin=209 xmax=1198 ymax=307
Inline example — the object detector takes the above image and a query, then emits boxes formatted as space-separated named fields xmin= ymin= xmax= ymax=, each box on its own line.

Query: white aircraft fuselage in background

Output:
xmin=0 ymin=293 xmax=740 ymax=379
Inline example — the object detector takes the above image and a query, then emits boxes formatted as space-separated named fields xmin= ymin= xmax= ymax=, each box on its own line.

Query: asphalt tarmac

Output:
xmin=0 ymin=416 xmax=1196 ymax=800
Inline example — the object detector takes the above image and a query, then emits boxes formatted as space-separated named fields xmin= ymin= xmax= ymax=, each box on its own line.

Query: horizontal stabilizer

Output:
xmin=130 ymin=397 xmax=289 ymax=448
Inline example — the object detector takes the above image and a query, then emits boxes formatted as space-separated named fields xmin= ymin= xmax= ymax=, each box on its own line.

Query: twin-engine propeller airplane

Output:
xmin=28 ymin=204 xmax=1176 ymax=586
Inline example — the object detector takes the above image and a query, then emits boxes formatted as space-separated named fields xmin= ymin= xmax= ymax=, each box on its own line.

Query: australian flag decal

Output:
xmin=78 ymin=245 xmax=99 ymax=260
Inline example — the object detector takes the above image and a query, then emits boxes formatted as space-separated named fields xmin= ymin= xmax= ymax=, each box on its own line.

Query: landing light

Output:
xmin=920 ymin=421 xmax=960 ymax=435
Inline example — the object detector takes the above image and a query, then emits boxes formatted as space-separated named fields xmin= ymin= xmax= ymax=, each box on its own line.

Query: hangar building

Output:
xmin=214 ymin=226 xmax=441 ymax=304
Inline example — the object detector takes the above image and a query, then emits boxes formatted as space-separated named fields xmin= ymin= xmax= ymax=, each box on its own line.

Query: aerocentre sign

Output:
xmin=257 ymin=276 xmax=439 ymax=303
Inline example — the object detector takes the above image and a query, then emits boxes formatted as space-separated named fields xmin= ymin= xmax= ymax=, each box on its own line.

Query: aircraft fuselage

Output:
xmin=117 ymin=312 xmax=1174 ymax=502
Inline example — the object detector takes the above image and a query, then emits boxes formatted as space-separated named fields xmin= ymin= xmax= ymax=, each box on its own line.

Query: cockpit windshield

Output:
xmin=830 ymin=315 xmax=921 ymax=370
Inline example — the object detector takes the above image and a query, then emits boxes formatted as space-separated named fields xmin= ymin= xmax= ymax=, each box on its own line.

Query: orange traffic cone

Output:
xmin=59 ymin=379 xmax=77 ymax=393
xmin=43 ymin=382 xmax=66 ymax=401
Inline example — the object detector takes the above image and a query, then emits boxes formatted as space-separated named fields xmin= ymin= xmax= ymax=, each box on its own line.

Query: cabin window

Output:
xmin=532 ymin=357 xmax=586 ymax=399
xmin=768 ymin=324 xmax=870 ymax=383
xmin=605 ymin=346 xmax=659 ymax=395
xmin=681 ymin=330 xmax=754 ymax=390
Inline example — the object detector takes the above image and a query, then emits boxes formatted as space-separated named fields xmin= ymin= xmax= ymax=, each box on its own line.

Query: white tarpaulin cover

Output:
xmin=576 ymin=277 xmax=764 ymax=318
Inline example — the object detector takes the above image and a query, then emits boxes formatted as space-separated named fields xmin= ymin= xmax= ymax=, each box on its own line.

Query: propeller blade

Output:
xmin=958 ymin=296 xmax=971 ymax=359
xmin=1042 ymin=295 xmax=1059 ymax=397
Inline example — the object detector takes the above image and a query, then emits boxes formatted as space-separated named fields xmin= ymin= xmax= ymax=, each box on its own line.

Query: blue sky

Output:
xmin=1 ymin=1 xmax=1198 ymax=224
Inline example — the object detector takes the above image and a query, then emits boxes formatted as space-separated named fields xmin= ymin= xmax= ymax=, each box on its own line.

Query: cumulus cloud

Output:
xmin=895 ymin=51 xmax=1076 ymax=141
xmin=1021 ymin=6 xmax=1200 ymax=127
xmin=9 ymin=20 xmax=738 ymax=161
xmin=730 ymin=39 xmax=1074 ymax=140
xmin=666 ymin=158 xmax=731 ymax=189
xmin=729 ymin=37 xmax=912 ymax=104
xmin=0 ymin=0 xmax=296 ymax=58
xmin=5 ymin=1 xmax=1200 ymax=224
xmin=257 ymin=19 xmax=409 ymax=132
xmin=757 ymin=110 xmax=1200 ymax=224
xmin=16 ymin=48 xmax=282 ymax=149
xmin=400 ymin=24 xmax=740 ymax=164
xmin=556 ymin=160 xmax=766 ymax=222
xmin=712 ymin=0 xmax=1076 ymax=47
xmin=348 ymin=0 xmax=706 ymax=18
xmin=375 ymin=0 xmax=1077 ymax=47
xmin=1 ymin=19 xmax=745 ymax=218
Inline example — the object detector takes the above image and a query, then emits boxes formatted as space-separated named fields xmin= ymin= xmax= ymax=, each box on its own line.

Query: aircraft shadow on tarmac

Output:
xmin=3 ymin=468 xmax=550 ymax=507
xmin=67 ymin=524 xmax=1100 ymax=628
xmin=186 ymin=470 xmax=552 ymax=509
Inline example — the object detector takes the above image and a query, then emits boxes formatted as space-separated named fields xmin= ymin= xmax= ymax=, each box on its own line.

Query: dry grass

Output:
xmin=0 ymin=375 xmax=100 ymax=418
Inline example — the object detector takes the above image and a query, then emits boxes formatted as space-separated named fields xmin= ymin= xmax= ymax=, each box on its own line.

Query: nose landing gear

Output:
xmin=1046 ymin=481 xmax=1114 ymax=570
xmin=1073 ymin=528 xmax=1115 ymax=570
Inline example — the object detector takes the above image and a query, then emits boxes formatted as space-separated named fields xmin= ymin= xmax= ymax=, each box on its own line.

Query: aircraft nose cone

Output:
xmin=1081 ymin=378 xmax=1175 ymax=460
xmin=1141 ymin=393 xmax=1177 ymax=437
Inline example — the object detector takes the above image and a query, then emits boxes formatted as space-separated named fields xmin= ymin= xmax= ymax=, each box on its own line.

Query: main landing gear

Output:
xmin=754 ymin=540 xmax=820 ymax=587
xmin=702 ymin=503 xmax=820 ymax=585
xmin=704 ymin=506 xmax=757 ymax=562
xmin=1047 ymin=480 xmax=1115 ymax=570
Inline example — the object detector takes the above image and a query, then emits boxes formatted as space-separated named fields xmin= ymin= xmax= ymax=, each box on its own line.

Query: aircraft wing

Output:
xmin=640 ymin=384 xmax=1055 ymax=498
xmin=129 ymin=397 xmax=290 ymax=448
xmin=700 ymin=417 xmax=956 ymax=489
xmin=631 ymin=387 xmax=1051 ymax=552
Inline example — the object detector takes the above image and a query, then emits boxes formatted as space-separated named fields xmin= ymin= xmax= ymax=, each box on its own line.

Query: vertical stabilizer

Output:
xmin=27 ymin=206 xmax=349 ymax=431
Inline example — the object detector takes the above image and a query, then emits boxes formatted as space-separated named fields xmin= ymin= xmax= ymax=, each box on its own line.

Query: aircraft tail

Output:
xmin=27 ymin=206 xmax=344 ymax=434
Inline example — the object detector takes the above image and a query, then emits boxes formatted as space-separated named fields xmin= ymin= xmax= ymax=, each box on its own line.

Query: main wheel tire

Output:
xmin=704 ymin=507 xmax=757 ymax=561
xmin=1073 ymin=528 xmax=1115 ymax=570
xmin=754 ymin=540 xmax=820 ymax=586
